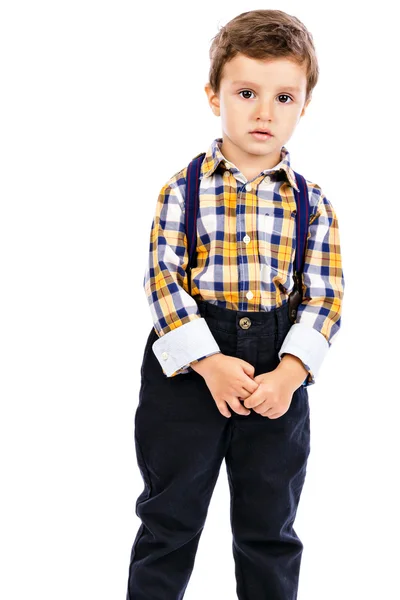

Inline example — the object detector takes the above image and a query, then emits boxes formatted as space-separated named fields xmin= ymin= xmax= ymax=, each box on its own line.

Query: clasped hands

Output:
xmin=241 ymin=354 xmax=309 ymax=419
xmin=191 ymin=352 xmax=309 ymax=420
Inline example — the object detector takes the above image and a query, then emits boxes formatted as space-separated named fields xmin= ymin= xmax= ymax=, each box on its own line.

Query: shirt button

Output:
xmin=243 ymin=235 xmax=250 ymax=244
xmin=245 ymin=183 xmax=252 ymax=191
xmin=223 ymin=170 xmax=230 ymax=177
xmin=264 ymin=175 xmax=271 ymax=184
xmin=161 ymin=352 xmax=169 ymax=360
xmin=246 ymin=291 xmax=253 ymax=300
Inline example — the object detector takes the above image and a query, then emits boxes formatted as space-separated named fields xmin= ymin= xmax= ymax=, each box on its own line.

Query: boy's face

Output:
xmin=205 ymin=53 xmax=311 ymax=173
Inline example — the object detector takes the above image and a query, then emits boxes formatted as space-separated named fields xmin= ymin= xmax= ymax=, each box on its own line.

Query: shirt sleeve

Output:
xmin=143 ymin=180 xmax=221 ymax=377
xmin=278 ymin=190 xmax=345 ymax=386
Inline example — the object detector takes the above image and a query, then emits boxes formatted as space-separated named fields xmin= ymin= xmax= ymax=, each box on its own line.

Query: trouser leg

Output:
xmin=226 ymin=386 xmax=310 ymax=600
xmin=126 ymin=342 xmax=231 ymax=600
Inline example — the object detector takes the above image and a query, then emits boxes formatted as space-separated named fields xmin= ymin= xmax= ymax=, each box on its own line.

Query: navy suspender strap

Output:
xmin=288 ymin=169 xmax=309 ymax=323
xmin=185 ymin=153 xmax=205 ymax=297
xmin=184 ymin=154 xmax=309 ymax=324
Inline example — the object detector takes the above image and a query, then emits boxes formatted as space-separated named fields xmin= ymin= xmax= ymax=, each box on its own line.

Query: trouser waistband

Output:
xmin=196 ymin=299 xmax=291 ymax=337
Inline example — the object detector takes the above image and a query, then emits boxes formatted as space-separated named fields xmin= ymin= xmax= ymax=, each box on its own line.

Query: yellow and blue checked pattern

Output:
xmin=143 ymin=137 xmax=344 ymax=380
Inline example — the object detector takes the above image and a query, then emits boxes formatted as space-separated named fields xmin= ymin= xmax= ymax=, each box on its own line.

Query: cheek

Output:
xmin=286 ymin=107 xmax=303 ymax=125
xmin=228 ymin=102 xmax=248 ymax=122
xmin=221 ymin=103 xmax=243 ymax=126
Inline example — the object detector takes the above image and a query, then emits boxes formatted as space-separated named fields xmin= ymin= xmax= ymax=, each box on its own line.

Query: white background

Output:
xmin=1 ymin=1 xmax=399 ymax=598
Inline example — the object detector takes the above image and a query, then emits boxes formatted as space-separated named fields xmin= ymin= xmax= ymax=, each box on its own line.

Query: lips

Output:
xmin=251 ymin=129 xmax=273 ymax=135
xmin=250 ymin=130 xmax=273 ymax=141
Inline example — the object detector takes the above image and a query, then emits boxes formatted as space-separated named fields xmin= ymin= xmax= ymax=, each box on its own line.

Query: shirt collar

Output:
xmin=200 ymin=137 xmax=299 ymax=192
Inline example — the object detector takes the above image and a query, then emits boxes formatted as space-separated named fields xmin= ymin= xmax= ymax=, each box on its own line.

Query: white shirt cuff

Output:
xmin=152 ymin=317 xmax=221 ymax=377
xmin=278 ymin=323 xmax=329 ymax=386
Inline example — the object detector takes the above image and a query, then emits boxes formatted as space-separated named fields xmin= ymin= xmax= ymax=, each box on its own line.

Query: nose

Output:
xmin=256 ymin=96 xmax=274 ymax=121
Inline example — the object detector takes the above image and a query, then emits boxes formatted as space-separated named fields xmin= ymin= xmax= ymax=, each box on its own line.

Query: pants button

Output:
xmin=239 ymin=317 xmax=251 ymax=329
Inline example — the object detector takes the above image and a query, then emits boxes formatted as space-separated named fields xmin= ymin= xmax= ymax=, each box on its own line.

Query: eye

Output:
xmin=239 ymin=90 xmax=255 ymax=99
xmin=278 ymin=94 xmax=293 ymax=104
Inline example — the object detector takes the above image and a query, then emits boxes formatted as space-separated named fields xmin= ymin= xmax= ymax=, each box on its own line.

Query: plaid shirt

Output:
xmin=143 ymin=137 xmax=344 ymax=385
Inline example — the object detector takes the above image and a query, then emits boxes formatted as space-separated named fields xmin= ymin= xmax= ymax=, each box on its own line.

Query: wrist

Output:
xmin=276 ymin=353 xmax=309 ymax=390
xmin=190 ymin=352 xmax=222 ymax=374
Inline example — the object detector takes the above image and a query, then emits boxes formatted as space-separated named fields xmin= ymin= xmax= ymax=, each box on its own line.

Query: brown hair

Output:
xmin=208 ymin=9 xmax=319 ymax=102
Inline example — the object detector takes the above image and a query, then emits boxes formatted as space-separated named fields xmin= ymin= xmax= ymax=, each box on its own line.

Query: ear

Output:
xmin=204 ymin=82 xmax=221 ymax=116
xmin=300 ymin=96 xmax=312 ymax=118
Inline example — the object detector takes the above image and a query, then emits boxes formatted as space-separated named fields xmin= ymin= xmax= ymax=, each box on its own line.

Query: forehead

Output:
xmin=221 ymin=54 xmax=307 ymax=91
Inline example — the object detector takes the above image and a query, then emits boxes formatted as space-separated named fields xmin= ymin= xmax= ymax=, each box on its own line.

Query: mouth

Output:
xmin=250 ymin=130 xmax=273 ymax=140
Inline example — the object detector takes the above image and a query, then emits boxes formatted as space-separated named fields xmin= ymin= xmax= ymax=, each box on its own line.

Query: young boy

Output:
xmin=126 ymin=9 xmax=344 ymax=600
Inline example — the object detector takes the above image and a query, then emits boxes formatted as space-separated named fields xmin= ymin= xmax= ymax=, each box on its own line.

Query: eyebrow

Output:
xmin=231 ymin=80 xmax=302 ymax=92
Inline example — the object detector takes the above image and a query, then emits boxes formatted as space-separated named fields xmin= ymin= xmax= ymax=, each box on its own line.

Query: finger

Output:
xmin=239 ymin=386 xmax=253 ymax=399
xmin=261 ymin=411 xmax=280 ymax=419
xmin=241 ymin=362 xmax=255 ymax=378
xmin=216 ymin=401 xmax=231 ymax=419
xmin=228 ymin=397 xmax=251 ymax=416
xmin=244 ymin=394 xmax=264 ymax=409
xmin=260 ymin=406 xmax=275 ymax=417
xmin=244 ymin=376 xmax=259 ymax=392
xmin=253 ymin=400 xmax=271 ymax=413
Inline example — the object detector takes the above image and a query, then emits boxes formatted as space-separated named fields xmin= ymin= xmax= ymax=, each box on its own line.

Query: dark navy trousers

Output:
xmin=126 ymin=299 xmax=311 ymax=600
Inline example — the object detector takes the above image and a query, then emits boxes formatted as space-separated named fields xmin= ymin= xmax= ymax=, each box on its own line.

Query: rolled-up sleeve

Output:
xmin=143 ymin=180 xmax=221 ymax=377
xmin=279 ymin=190 xmax=345 ymax=386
